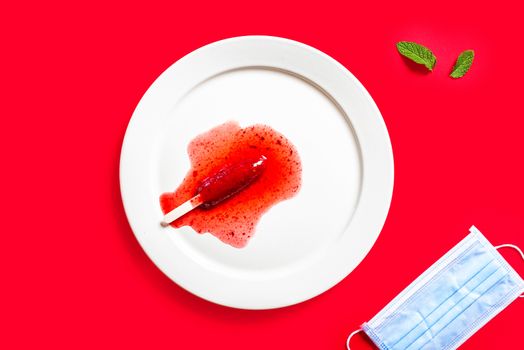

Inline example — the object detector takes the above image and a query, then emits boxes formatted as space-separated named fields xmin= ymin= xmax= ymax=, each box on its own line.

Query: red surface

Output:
xmin=160 ymin=122 xmax=301 ymax=248
xmin=1 ymin=1 xmax=523 ymax=349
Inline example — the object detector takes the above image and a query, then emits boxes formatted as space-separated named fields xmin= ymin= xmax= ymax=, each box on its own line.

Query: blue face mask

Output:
xmin=347 ymin=226 xmax=524 ymax=350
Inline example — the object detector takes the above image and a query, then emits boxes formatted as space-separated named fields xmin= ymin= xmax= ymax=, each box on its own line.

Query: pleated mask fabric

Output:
xmin=347 ymin=226 xmax=524 ymax=350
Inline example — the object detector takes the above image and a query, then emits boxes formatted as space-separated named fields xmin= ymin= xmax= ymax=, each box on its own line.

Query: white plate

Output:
xmin=120 ymin=36 xmax=394 ymax=309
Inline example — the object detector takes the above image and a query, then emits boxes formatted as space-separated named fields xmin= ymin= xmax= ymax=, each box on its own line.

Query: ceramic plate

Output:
xmin=120 ymin=36 xmax=394 ymax=309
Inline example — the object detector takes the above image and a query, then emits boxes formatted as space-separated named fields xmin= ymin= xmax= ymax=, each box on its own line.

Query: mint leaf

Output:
xmin=396 ymin=41 xmax=437 ymax=71
xmin=450 ymin=50 xmax=474 ymax=78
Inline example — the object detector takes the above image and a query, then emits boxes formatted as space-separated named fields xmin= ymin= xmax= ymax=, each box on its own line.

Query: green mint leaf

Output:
xmin=396 ymin=41 xmax=437 ymax=71
xmin=450 ymin=50 xmax=474 ymax=78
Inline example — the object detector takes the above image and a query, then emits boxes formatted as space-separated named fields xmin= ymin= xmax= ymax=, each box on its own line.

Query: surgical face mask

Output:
xmin=347 ymin=226 xmax=524 ymax=350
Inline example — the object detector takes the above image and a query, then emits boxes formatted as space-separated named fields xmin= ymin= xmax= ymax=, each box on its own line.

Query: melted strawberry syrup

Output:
xmin=160 ymin=121 xmax=302 ymax=248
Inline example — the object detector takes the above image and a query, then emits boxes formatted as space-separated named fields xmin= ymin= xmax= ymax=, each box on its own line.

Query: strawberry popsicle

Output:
xmin=160 ymin=121 xmax=301 ymax=248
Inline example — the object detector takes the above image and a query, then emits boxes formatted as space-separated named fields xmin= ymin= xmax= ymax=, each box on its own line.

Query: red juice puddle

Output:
xmin=160 ymin=121 xmax=302 ymax=248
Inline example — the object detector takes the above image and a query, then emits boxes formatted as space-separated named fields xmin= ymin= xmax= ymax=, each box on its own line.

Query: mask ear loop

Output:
xmin=346 ymin=329 xmax=363 ymax=350
xmin=495 ymin=244 xmax=524 ymax=298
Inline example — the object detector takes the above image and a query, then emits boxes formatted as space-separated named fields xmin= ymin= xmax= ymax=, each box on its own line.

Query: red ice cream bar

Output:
xmin=197 ymin=155 xmax=267 ymax=209
xmin=160 ymin=121 xmax=302 ymax=248
xmin=160 ymin=155 xmax=268 ymax=226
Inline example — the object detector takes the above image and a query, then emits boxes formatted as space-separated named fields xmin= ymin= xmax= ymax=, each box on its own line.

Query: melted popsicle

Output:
xmin=197 ymin=155 xmax=267 ymax=209
xmin=160 ymin=121 xmax=302 ymax=248
xmin=161 ymin=155 xmax=267 ymax=224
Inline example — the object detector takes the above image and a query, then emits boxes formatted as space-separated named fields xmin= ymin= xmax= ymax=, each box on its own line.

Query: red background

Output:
xmin=2 ymin=1 xmax=523 ymax=349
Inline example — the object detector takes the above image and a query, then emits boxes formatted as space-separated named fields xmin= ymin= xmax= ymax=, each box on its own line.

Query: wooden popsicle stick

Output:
xmin=161 ymin=194 xmax=203 ymax=227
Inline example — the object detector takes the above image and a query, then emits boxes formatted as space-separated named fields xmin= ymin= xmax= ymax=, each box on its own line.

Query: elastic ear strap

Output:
xmin=346 ymin=329 xmax=363 ymax=350
xmin=495 ymin=244 xmax=524 ymax=298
